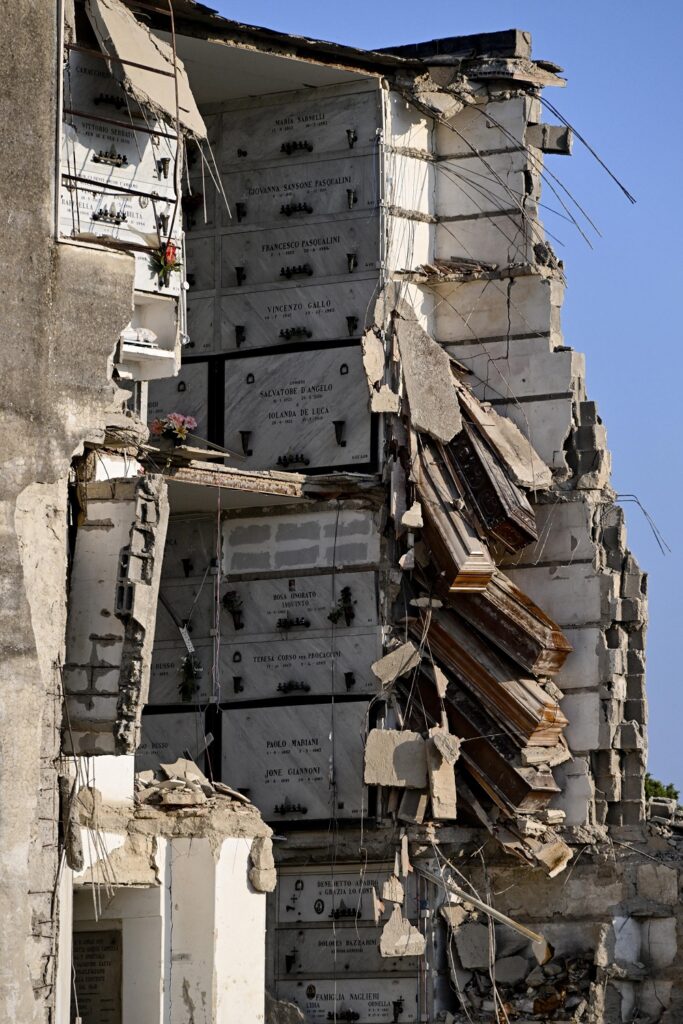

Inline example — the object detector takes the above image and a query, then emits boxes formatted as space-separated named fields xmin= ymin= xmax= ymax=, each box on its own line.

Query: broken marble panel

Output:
xmin=162 ymin=516 xmax=219 ymax=581
xmin=218 ymin=630 xmax=382 ymax=703
xmin=223 ymin=155 xmax=379 ymax=230
xmin=72 ymin=929 xmax=122 ymax=1024
xmin=364 ymin=730 xmax=427 ymax=789
xmin=147 ymin=359 xmax=209 ymax=440
xmin=59 ymin=172 xmax=177 ymax=248
xmin=136 ymin=710 xmax=210 ymax=772
xmin=276 ymin=865 xmax=418 ymax=925
xmin=154 ymin=579 xmax=216 ymax=642
xmin=220 ymin=216 xmax=380 ymax=290
xmin=223 ymin=509 xmax=380 ymax=575
xmin=276 ymin=926 xmax=414 ymax=977
xmin=218 ymin=572 xmax=378 ymax=639
xmin=224 ymin=344 xmax=372 ymax=470
xmin=276 ymin=978 xmax=419 ymax=1024
xmin=221 ymin=700 xmax=368 ymax=820
xmin=218 ymin=277 xmax=377 ymax=352
xmin=219 ymin=86 xmax=381 ymax=168
xmin=148 ymin=639 xmax=214 ymax=704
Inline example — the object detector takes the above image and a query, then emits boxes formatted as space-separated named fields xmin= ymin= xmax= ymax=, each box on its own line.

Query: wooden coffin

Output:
xmin=443 ymin=422 xmax=538 ymax=553
xmin=409 ymin=610 xmax=567 ymax=746
xmin=451 ymin=568 xmax=572 ymax=678
xmin=416 ymin=444 xmax=494 ymax=591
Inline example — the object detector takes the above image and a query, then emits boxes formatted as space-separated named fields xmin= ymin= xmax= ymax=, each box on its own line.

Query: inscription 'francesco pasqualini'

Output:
xmin=261 ymin=235 xmax=340 ymax=253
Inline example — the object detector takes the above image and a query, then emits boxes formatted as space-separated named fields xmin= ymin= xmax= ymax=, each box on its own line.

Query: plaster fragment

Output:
xmin=395 ymin=318 xmax=462 ymax=442
xmin=382 ymin=875 xmax=404 ymax=905
xmin=379 ymin=906 xmax=425 ymax=957
xmin=371 ymin=642 xmax=421 ymax=686
xmin=364 ymin=729 xmax=427 ymax=788
xmin=401 ymin=502 xmax=424 ymax=529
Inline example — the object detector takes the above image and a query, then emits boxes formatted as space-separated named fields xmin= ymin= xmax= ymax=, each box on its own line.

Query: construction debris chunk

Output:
xmin=379 ymin=906 xmax=426 ymax=957
xmin=364 ymin=730 xmax=428 ymax=788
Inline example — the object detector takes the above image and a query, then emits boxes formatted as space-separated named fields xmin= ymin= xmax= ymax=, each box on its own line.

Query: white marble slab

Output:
xmin=224 ymin=345 xmax=372 ymax=470
xmin=220 ymin=87 xmax=380 ymax=168
xmin=218 ymin=630 xmax=381 ymax=703
xmin=162 ymin=516 xmax=220 ymax=581
xmin=185 ymin=295 xmax=215 ymax=352
xmin=185 ymin=236 xmax=217 ymax=292
xmin=59 ymin=169 xmax=177 ymax=247
xmin=221 ymin=700 xmax=368 ymax=820
xmin=222 ymin=155 xmax=378 ymax=230
xmin=276 ymin=866 xmax=418 ymax=925
xmin=136 ymin=711 xmax=210 ymax=772
xmin=275 ymin=978 xmax=419 ymax=1024
xmin=218 ymin=571 xmax=378 ymax=638
xmin=220 ymin=216 xmax=380 ymax=290
xmin=147 ymin=360 xmax=209 ymax=441
xmin=215 ymin=278 xmax=377 ymax=353
xmin=149 ymin=639 xmax=214 ymax=704
xmin=276 ymin=926 xmax=412 ymax=978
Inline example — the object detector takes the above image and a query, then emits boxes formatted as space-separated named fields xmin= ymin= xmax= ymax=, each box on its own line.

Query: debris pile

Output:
xmin=364 ymin=310 xmax=577 ymax=874
xmin=135 ymin=757 xmax=251 ymax=809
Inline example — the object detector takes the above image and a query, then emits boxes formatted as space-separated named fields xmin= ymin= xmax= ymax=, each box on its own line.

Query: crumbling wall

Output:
xmin=0 ymin=3 xmax=137 ymax=1018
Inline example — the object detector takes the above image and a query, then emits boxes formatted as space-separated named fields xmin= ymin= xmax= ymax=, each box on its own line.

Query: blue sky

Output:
xmin=211 ymin=0 xmax=683 ymax=791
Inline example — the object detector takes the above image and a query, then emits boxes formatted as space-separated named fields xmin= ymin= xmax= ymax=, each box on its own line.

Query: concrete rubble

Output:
xmin=1 ymin=1 xmax=680 ymax=1022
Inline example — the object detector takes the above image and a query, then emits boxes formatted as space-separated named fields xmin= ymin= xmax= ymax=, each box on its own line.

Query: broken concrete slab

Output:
xmin=427 ymin=729 xmax=457 ymax=819
xmin=397 ymin=789 xmax=429 ymax=824
xmin=364 ymin=730 xmax=428 ymax=788
xmin=431 ymin=730 xmax=461 ymax=765
xmin=494 ymin=954 xmax=529 ymax=985
xmin=248 ymin=836 xmax=277 ymax=892
xmin=401 ymin=502 xmax=424 ymax=530
xmin=457 ymin=385 xmax=552 ymax=490
xmin=371 ymin=642 xmax=421 ymax=686
xmin=454 ymin=922 xmax=490 ymax=969
xmin=361 ymin=330 xmax=385 ymax=392
xmin=379 ymin=906 xmax=425 ymax=957
xmin=395 ymin=318 xmax=462 ymax=442
xmin=371 ymin=386 xmax=401 ymax=413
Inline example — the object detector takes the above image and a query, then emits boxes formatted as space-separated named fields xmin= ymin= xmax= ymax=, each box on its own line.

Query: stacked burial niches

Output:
xmin=144 ymin=34 xmax=651 ymax=1020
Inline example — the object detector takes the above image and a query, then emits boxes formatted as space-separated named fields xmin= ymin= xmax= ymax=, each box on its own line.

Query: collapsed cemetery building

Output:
xmin=1 ymin=0 xmax=681 ymax=1021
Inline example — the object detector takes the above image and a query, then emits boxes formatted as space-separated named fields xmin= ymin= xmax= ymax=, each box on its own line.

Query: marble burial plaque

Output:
xmin=154 ymin=579 xmax=216 ymax=643
xmin=61 ymin=113 xmax=177 ymax=199
xmin=149 ymin=639 xmax=214 ymax=705
xmin=59 ymin=171 xmax=177 ymax=247
xmin=221 ymin=700 xmax=368 ymax=819
xmin=276 ymin=978 xmax=419 ymax=1024
xmin=134 ymin=249 xmax=183 ymax=297
xmin=215 ymin=278 xmax=377 ymax=353
xmin=147 ymin=360 xmax=209 ymax=441
xmin=276 ymin=926 xmax=413 ymax=978
xmin=277 ymin=866 xmax=418 ymax=925
xmin=222 ymin=155 xmax=378 ymax=230
xmin=223 ymin=509 xmax=380 ymax=575
xmin=218 ymin=630 xmax=381 ymax=703
xmin=218 ymin=572 xmax=378 ymax=639
xmin=220 ymin=87 xmax=380 ymax=167
xmin=137 ymin=711 xmax=210 ymax=772
xmin=185 ymin=236 xmax=217 ymax=293
xmin=220 ymin=216 xmax=380 ymax=290
xmin=186 ymin=295 xmax=215 ymax=352
xmin=72 ymin=929 xmax=122 ymax=1024
xmin=162 ymin=516 xmax=220 ymax=581
xmin=224 ymin=345 xmax=372 ymax=470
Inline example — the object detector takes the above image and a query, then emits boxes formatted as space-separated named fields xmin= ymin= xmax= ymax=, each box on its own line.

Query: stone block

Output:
xmin=434 ymin=273 xmax=563 ymax=345
xmin=505 ymin=564 xmax=605 ymax=628
xmin=364 ymin=730 xmax=427 ymax=789
xmin=454 ymin=923 xmax=490 ymax=969
xmin=621 ymin=774 xmax=643 ymax=802
xmin=637 ymin=865 xmax=678 ymax=906
xmin=561 ymin=692 xmax=600 ymax=752
xmin=494 ymin=955 xmax=529 ymax=985
xmin=624 ymin=699 xmax=647 ymax=725
xmin=614 ymin=721 xmax=644 ymax=751
xmin=550 ymin=757 xmax=595 ymax=826
xmin=640 ymin=918 xmax=677 ymax=969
